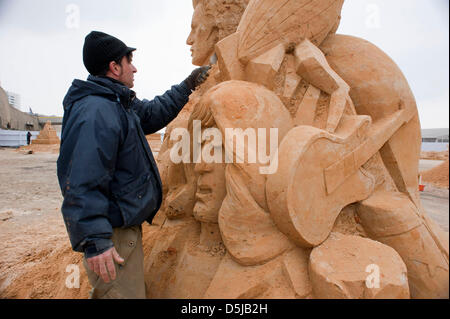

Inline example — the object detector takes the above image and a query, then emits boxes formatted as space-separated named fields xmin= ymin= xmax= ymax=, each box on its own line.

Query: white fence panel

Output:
xmin=421 ymin=142 xmax=449 ymax=152
xmin=0 ymin=129 xmax=39 ymax=147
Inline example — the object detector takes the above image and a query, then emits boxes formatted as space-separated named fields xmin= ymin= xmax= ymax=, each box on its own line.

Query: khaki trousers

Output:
xmin=83 ymin=225 xmax=146 ymax=299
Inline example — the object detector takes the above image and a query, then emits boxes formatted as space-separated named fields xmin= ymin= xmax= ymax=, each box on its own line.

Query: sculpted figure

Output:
xmin=187 ymin=0 xmax=249 ymax=66
xmin=146 ymin=0 xmax=449 ymax=299
xmin=144 ymin=0 xmax=249 ymax=298
xmin=155 ymin=0 xmax=249 ymax=222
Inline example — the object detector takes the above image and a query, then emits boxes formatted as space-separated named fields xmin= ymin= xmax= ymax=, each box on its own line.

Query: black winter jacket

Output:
xmin=57 ymin=75 xmax=191 ymax=257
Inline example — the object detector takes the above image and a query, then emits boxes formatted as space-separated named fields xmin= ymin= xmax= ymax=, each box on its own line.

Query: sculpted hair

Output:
xmin=193 ymin=0 xmax=250 ymax=41
xmin=189 ymin=94 xmax=215 ymax=129
xmin=237 ymin=0 xmax=345 ymax=63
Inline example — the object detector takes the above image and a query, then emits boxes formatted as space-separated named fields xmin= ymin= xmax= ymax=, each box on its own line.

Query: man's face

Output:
xmin=117 ymin=54 xmax=137 ymax=88
xmin=193 ymin=142 xmax=227 ymax=223
xmin=186 ymin=4 xmax=218 ymax=66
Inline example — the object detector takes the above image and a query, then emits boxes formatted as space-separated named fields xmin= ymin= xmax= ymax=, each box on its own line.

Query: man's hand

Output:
xmin=86 ymin=247 xmax=124 ymax=283
xmin=185 ymin=66 xmax=211 ymax=91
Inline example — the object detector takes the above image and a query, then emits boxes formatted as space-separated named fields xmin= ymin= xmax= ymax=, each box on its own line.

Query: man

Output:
xmin=26 ymin=131 xmax=32 ymax=145
xmin=57 ymin=31 xmax=209 ymax=299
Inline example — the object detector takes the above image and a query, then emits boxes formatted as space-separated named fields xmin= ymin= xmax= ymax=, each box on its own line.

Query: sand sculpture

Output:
xmin=32 ymin=121 xmax=60 ymax=145
xmin=146 ymin=133 xmax=163 ymax=153
xmin=145 ymin=0 xmax=449 ymax=299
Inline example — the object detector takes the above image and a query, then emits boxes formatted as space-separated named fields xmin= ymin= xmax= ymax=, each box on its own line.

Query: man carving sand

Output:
xmin=57 ymin=31 xmax=209 ymax=298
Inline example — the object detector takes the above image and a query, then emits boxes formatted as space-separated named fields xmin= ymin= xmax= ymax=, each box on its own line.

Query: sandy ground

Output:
xmin=0 ymin=148 xmax=448 ymax=298
xmin=419 ymin=159 xmax=446 ymax=172
xmin=419 ymin=160 xmax=449 ymax=226
xmin=420 ymin=185 xmax=449 ymax=232
xmin=0 ymin=148 xmax=68 ymax=294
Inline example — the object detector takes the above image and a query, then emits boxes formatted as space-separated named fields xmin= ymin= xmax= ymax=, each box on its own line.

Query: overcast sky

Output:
xmin=0 ymin=0 xmax=448 ymax=129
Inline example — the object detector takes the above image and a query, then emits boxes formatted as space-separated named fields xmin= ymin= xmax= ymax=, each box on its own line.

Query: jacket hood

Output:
xmin=62 ymin=75 xmax=131 ymax=111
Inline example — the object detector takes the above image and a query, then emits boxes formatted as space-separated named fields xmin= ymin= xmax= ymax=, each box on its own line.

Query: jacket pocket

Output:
xmin=113 ymin=173 xmax=158 ymax=227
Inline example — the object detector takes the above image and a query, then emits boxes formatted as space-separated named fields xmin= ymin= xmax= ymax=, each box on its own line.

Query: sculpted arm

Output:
xmin=295 ymin=39 xmax=356 ymax=133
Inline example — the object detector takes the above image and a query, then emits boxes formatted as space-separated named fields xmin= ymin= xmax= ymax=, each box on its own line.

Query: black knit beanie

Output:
xmin=83 ymin=31 xmax=136 ymax=75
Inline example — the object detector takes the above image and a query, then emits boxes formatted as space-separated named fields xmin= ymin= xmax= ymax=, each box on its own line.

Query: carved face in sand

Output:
xmin=186 ymin=3 xmax=218 ymax=66
xmin=193 ymin=141 xmax=227 ymax=223
xmin=187 ymin=0 xmax=249 ymax=66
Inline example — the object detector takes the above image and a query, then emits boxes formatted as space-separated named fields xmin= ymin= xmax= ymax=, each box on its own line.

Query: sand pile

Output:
xmin=1 ymin=244 xmax=91 ymax=299
xmin=422 ymin=160 xmax=449 ymax=189
xmin=421 ymin=150 xmax=449 ymax=161
xmin=32 ymin=121 xmax=60 ymax=145
xmin=1 ymin=223 xmax=159 ymax=299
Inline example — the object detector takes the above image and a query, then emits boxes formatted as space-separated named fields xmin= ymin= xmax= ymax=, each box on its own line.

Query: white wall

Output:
xmin=421 ymin=142 xmax=449 ymax=152
xmin=0 ymin=129 xmax=61 ymax=147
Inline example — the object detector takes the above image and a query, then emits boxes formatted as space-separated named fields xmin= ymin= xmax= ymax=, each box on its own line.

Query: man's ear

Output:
xmin=109 ymin=61 xmax=121 ymax=76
